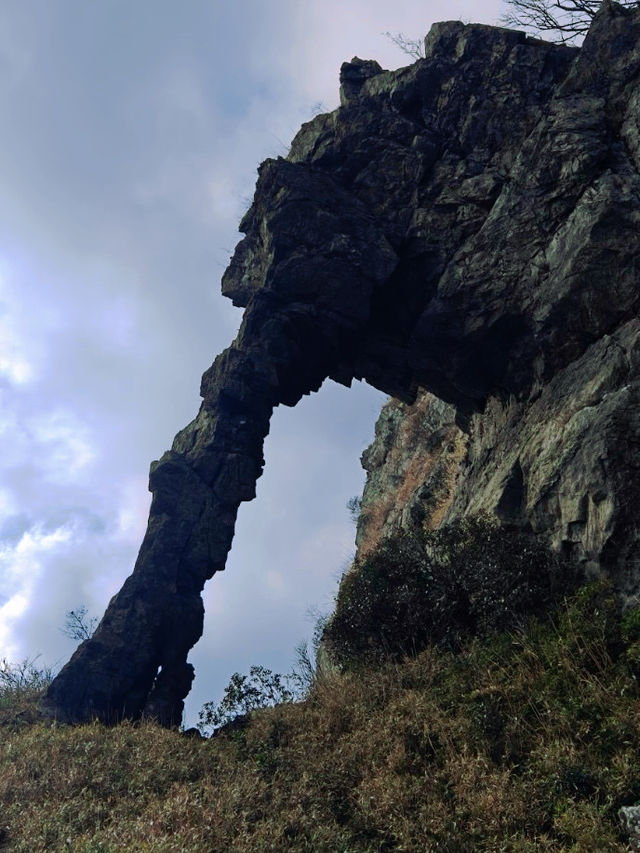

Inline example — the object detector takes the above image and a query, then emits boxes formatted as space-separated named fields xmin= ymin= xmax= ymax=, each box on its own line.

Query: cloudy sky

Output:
xmin=0 ymin=0 xmax=503 ymax=725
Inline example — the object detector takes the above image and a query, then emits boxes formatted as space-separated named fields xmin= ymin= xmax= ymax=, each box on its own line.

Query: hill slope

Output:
xmin=4 ymin=580 xmax=640 ymax=851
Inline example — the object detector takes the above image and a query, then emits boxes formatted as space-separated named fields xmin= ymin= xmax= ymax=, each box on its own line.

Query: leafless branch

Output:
xmin=383 ymin=31 xmax=425 ymax=60
xmin=61 ymin=605 xmax=97 ymax=643
xmin=502 ymin=0 xmax=638 ymax=45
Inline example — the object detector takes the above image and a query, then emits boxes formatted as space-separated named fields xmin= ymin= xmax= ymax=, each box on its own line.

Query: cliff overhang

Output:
xmin=43 ymin=3 xmax=640 ymax=725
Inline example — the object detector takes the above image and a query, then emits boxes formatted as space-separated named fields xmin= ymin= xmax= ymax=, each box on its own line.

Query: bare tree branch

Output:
xmin=502 ymin=0 xmax=638 ymax=44
xmin=61 ymin=606 xmax=97 ymax=643
xmin=383 ymin=31 xmax=425 ymax=60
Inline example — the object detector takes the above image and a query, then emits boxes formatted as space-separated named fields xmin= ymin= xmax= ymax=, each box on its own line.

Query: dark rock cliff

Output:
xmin=44 ymin=3 xmax=640 ymax=725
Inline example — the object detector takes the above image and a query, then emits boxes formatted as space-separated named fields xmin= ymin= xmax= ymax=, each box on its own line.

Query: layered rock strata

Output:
xmin=44 ymin=3 xmax=640 ymax=725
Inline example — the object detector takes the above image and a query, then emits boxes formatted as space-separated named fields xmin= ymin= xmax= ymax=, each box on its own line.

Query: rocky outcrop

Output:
xmin=356 ymin=323 xmax=640 ymax=592
xmin=44 ymin=3 xmax=640 ymax=725
xmin=355 ymin=391 xmax=465 ymax=557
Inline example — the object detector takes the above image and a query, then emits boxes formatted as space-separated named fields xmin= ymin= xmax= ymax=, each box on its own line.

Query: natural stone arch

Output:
xmin=43 ymin=6 xmax=640 ymax=725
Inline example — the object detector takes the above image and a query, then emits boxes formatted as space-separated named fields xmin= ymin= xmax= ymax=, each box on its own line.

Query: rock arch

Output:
xmin=43 ymin=6 xmax=640 ymax=725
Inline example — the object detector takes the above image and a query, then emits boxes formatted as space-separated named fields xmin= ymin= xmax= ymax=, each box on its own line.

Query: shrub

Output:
xmin=0 ymin=657 xmax=55 ymax=723
xmin=0 ymin=657 xmax=54 ymax=700
xmin=324 ymin=515 xmax=582 ymax=666
xmin=346 ymin=495 xmax=362 ymax=525
xmin=198 ymin=614 xmax=328 ymax=735
xmin=198 ymin=666 xmax=304 ymax=735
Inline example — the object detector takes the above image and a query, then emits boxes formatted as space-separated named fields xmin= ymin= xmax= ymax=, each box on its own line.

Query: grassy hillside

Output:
xmin=2 ymin=579 xmax=640 ymax=851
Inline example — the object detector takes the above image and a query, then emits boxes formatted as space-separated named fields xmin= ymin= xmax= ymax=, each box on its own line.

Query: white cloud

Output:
xmin=0 ymin=345 xmax=32 ymax=386
xmin=0 ymin=269 xmax=34 ymax=386
xmin=0 ymin=488 xmax=15 ymax=518
xmin=157 ymin=63 xmax=211 ymax=128
xmin=0 ymin=525 xmax=72 ymax=659
xmin=29 ymin=411 xmax=96 ymax=482
xmin=116 ymin=477 xmax=152 ymax=544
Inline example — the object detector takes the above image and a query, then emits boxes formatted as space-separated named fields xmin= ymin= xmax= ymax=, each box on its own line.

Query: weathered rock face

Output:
xmin=44 ymin=3 xmax=640 ymax=725
xmin=355 ymin=391 xmax=466 ymax=557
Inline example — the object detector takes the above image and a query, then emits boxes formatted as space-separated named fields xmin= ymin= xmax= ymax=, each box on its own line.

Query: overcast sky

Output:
xmin=0 ymin=0 xmax=503 ymax=725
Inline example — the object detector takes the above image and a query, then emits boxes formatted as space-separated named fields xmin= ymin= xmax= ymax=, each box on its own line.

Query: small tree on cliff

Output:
xmin=61 ymin=606 xmax=97 ymax=643
xmin=383 ymin=31 xmax=424 ymax=59
xmin=502 ymin=0 xmax=637 ymax=44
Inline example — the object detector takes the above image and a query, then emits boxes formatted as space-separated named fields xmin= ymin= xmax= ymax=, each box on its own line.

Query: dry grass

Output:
xmin=1 ymin=581 xmax=639 ymax=851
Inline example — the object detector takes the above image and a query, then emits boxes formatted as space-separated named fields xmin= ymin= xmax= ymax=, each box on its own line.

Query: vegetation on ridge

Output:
xmin=324 ymin=517 xmax=581 ymax=667
xmin=2 ymin=523 xmax=640 ymax=850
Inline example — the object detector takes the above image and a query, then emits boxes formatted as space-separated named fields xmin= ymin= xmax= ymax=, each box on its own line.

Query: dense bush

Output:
xmin=324 ymin=515 xmax=582 ymax=665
